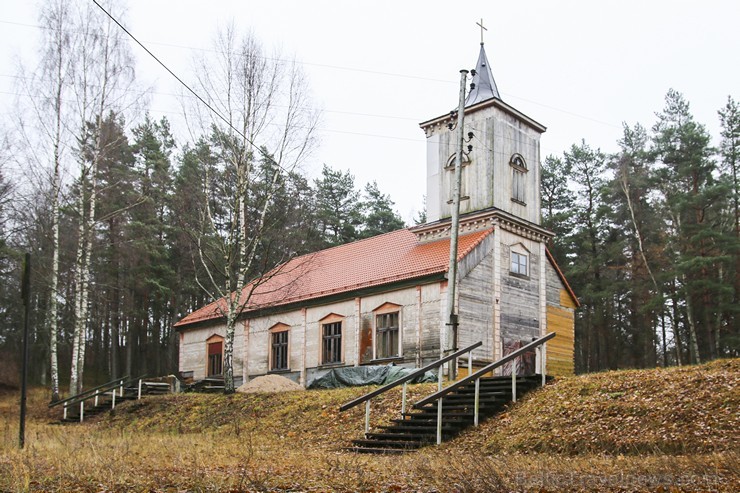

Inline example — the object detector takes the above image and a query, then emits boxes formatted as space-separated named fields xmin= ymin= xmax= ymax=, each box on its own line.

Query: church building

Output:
xmin=174 ymin=41 xmax=579 ymax=387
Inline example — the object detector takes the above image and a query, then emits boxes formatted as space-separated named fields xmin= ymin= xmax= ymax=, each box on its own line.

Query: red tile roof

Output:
xmin=175 ymin=228 xmax=494 ymax=329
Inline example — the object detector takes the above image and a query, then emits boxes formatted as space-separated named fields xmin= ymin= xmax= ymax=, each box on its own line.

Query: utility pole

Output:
xmin=19 ymin=253 xmax=31 ymax=449
xmin=446 ymin=69 xmax=468 ymax=381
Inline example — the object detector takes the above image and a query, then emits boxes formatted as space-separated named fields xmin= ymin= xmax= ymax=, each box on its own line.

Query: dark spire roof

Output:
xmin=465 ymin=43 xmax=501 ymax=106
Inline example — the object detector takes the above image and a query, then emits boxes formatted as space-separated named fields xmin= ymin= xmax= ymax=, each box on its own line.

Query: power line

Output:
xmin=0 ymin=18 xmax=622 ymax=129
xmin=90 ymin=0 xmax=291 ymax=172
xmin=0 ymin=18 xmax=455 ymax=85
xmin=0 ymin=73 xmax=423 ymax=121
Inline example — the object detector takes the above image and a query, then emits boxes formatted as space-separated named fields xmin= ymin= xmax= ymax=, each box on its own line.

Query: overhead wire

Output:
xmin=0 ymin=17 xmax=621 ymax=130
xmin=90 ymin=0 xmax=299 ymax=174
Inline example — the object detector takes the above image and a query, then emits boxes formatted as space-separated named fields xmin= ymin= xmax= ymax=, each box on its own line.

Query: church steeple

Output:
xmin=465 ymin=42 xmax=501 ymax=106
xmin=419 ymin=25 xmax=546 ymax=227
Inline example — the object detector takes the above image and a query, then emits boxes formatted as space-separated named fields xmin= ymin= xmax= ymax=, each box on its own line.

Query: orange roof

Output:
xmin=175 ymin=228 xmax=493 ymax=328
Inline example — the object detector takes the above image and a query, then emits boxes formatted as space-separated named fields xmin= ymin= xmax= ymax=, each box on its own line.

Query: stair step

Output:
xmin=352 ymin=439 xmax=424 ymax=449
xmin=346 ymin=447 xmax=414 ymax=455
xmin=365 ymin=432 xmax=437 ymax=441
xmin=410 ymin=401 xmax=504 ymax=411
xmin=378 ymin=424 xmax=460 ymax=434
xmin=391 ymin=415 xmax=472 ymax=424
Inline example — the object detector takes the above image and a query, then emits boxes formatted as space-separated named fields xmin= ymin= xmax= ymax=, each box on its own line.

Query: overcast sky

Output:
xmin=2 ymin=0 xmax=739 ymax=221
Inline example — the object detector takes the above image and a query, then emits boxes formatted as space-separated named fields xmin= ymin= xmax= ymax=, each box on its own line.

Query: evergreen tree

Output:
xmin=609 ymin=123 xmax=666 ymax=367
xmin=717 ymin=96 xmax=740 ymax=355
xmin=563 ymin=141 xmax=613 ymax=372
xmin=359 ymin=181 xmax=405 ymax=239
xmin=541 ymin=155 xmax=575 ymax=262
xmin=314 ymin=164 xmax=362 ymax=246
xmin=652 ymin=89 xmax=729 ymax=363
xmin=125 ymin=115 xmax=177 ymax=377
xmin=413 ymin=196 xmax=427 ymax=225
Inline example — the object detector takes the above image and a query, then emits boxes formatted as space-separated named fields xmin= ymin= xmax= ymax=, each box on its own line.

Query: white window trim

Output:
xmin=509 ymin=243 xmax=531 ymax=278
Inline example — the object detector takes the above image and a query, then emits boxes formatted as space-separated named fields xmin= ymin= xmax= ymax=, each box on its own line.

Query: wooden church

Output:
xmin=174 ymin=41 xmax=579 ymax=387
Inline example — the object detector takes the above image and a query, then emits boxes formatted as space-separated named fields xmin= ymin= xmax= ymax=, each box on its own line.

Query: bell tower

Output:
xmin=419 ymin=42 xmax=546 ymax=228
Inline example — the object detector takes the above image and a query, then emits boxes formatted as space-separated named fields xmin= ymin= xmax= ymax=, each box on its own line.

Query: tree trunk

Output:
xmin=683 ymin=284 xmax=702 ymax=364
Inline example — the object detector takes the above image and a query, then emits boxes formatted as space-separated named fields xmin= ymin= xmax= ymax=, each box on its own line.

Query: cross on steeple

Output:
xmin=476 ymin=18 xmax=487 ymax=45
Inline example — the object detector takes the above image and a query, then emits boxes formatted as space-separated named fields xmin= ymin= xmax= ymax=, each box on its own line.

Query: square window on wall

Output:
xmin=511 ymin=251 xmax=528 ymax=276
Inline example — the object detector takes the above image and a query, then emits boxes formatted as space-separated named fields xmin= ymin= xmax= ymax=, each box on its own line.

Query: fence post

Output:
xmin=437 ymin=365 xmax=443 ymax=392
xmin=364 ymin=400 xmax=371 ymax=435
xmin=79 ymin=401 xmax=84 ymax=423
xmin=138 ymin=379 xmax=143 ymax=400
xmin=94 ymin=390 xmax=99 ymax=407
xmin=112 ymin=388 xmax=116 ymax=409
xmin=401 ymin=382 xmax=407 ymax=416
xmin=474 ymin=378 xmax=480 ymax=426
xmin=467 ymin=351 xmax=472 ymax=377
xmin=63 ymin=403 xmax=67 ymax=421
xmin=512 ymin=365 xmax=517 ymax=403
xmin=436 ymin=398 xmax=443 ymax=445
xmin=541 ymin=344 xmax=547 ymax=387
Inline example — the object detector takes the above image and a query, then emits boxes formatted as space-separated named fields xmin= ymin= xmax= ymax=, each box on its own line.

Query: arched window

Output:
xmin=510 ymin=154 xmax=527 ymax=205
xmin=445 ymin=153 xmax=471 ymax=204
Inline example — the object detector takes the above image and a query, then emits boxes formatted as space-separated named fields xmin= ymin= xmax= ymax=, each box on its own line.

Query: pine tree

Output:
xmin=359 ymin=181 xmax=405 ymax=239
xmin=652 ymin=89 xmax=729 ymax=363
xmin=609 ymin=123 xmax=666 ymax=367
xmin=717 ymin=96 xmax=740 ymax=355
xmin=563 ymin=141 xmax=612 ymax=371
xmin=314 ymin=164 xmax=362 ymax=246
xmin=541 ymin=155 xmax=575 ymax=263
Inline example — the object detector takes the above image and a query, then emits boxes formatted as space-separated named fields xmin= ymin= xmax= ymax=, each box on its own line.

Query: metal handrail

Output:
xmin=48 ymin=376 xmax=130 ymax=408
xmin=339 ymin=341 xmax=483 ymax=412
xmin=414 ymin=332 xmax=556 ymax=408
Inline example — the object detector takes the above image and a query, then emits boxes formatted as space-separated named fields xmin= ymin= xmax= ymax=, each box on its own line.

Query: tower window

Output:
xmin=510 ymin=154 xmax=527 ymax=205
xmin=511 ymin=251 xmax=528 ymax=276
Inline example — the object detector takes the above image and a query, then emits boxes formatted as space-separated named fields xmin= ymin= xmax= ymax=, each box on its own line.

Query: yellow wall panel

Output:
xmin=559 ymin=289 xmax=578 ymax=309
xmin=547 ymin=305 xmax=574 ymax=376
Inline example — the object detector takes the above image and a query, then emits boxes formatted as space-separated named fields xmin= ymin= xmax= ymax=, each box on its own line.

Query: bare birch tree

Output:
xmin=10 ymin=0 xmax=76 ymax=401
xmin=185 ymin=26 xmax=318 ymax=393
xmin=68 ymin=0 xmax=135 ymax=395
xmin=14 ymin=1 xmax=84 ymax=398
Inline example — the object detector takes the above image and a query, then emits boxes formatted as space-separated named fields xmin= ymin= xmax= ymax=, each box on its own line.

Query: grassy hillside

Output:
xmin=0 ymin=360 xmax=737 ymax=492
xmin=457 ymin=358 xmax=739 ymax=455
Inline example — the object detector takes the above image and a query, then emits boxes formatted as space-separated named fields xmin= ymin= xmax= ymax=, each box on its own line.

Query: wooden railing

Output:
xmin=414 ymin=332 xmax=556 ymax=444
xmin=339 ymin=341 xmax=483 ymax=434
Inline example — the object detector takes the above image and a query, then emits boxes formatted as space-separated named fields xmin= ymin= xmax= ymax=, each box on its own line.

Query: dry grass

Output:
xmin=0 ymin=360 xmax=737 ymax=492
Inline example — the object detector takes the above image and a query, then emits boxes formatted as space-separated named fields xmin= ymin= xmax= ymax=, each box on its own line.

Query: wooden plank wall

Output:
xmin=545 ymin=262 xmax=577 ymax=375
xmin=500 ymin=242 xmax=541 ymax=344
xmin=458 ymin=248 xmax=494 ymax=361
